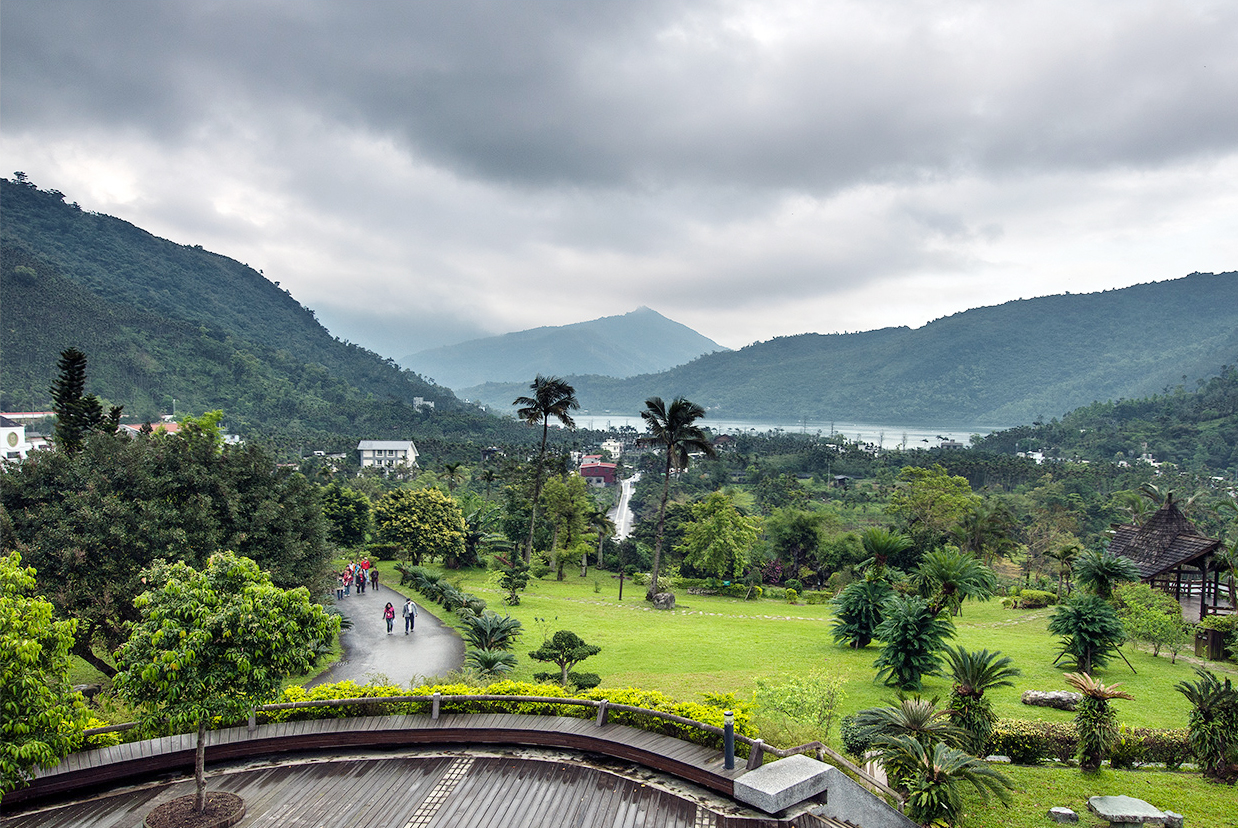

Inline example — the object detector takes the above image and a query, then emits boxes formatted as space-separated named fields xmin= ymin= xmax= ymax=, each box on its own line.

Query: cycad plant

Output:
xmin=913 ymin=547 xmax=997 ymax=615
xmin=1175 ymin=667 xmax=1238 ymax=779
xmin=1047 ymin=594 xmax=1126 ymax=674
xmin=830 ymin=578 xmax=893 ymax=649
xmin=1063 ymin=672 xmax=1133 ymax=771
xmin=880 ymin=735 xmax=1013 ymax=827
xmin=460 ymin=611 xmax=524 ymax=651
xmin=943 ymin=647 xmax=1021 ymax=755
xmin=872 ymin=595 xmax=955 ymax=690
xmin=1073 ymin=548 xmax=1140 ymax=600
xmin=464 ymin=649 xmax=518 ymax=679
xmin=856 ymin=695 xmax=968 ymax=789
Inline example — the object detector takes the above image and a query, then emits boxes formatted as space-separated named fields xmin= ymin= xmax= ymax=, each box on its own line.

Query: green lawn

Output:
xmin=961 ymin=764 xmax=1238 ymax=828
xmin=415 ymin=565 xmax=1235 ymax=735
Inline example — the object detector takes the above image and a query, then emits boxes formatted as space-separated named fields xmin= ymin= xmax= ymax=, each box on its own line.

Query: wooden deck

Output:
xmin=1 ymin=714 xmax=857 ymax=826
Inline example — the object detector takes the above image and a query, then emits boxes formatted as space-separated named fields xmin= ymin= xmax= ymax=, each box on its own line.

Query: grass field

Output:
xmin=391 ymin=563 xmax=1237 ymax=735
xmin=961 ymin=764 xmax=1238 ymax=828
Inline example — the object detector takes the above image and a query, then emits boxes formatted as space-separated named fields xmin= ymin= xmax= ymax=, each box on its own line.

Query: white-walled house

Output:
xmin=0 ymin=415 xmax=34 ymax=461
xmin=357 ymin=439 xmax=419 ymax=470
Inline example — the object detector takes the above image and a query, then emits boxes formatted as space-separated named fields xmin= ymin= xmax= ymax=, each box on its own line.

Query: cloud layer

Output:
xmin=4 ymin=1 xmax=1236 ymax=356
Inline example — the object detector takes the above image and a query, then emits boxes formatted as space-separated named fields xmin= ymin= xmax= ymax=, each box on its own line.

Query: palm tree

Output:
xmin=587 ymin=506 xmax=616 ymax=571
xmin=1045 ymin=543 xmax=1082 ymax=602
xmin=951 ymin=498 xmax=1017 ymax=563
xmin=442 ymin=462 xmax=466 ymax=494
xmin=1063 ymin=672 xmax=1134 ymax=771
xmin=478 ymin=467 xmax=499 ymax=500
xmin=1175 ymin=667 xmax=1238 ymax=778
xmin=858 ymin=527 xmax=913 ymax=577
xmin=514 ymin=375 xmax=579 ymax=563
xmin=943 ymin=646 xmax=1021 ymax=754
xmin=464 ymin=649 xmax=518 ymax=679
xmin=460 ymin=610 xmax=525 ymax=651
xmin=640 ymin=396 xmax=716 ymax=598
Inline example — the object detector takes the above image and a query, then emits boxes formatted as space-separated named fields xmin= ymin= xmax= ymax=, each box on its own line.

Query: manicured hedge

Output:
xmin=990 ymin=719 xmax=1190 ymax=767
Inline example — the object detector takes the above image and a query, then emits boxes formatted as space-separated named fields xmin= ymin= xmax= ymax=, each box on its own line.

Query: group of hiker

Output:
xmin=332 ymin=558 xmax=420 ymax=636
xmin=335 ymin=558 xmax=378 ymax=599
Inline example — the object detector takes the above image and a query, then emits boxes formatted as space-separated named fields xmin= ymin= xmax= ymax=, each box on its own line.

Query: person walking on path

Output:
xmin=370 ymin=568 xmax=379 ymax=592
xmin=402 ymin=598 xmax=417 ymax=634
xmin=356 ymin=568 xmax=366 ymax=594
xmin=383 ymin=602 xmax=396 ymax=634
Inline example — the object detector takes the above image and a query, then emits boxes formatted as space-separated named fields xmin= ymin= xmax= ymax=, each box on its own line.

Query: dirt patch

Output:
xmin=144 ymin=791 xmax=245 ymax=828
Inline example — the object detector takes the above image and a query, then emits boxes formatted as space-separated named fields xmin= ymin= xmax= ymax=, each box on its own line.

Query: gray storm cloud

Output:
xmin=3 ymin=1 xmax=1236 ymax=355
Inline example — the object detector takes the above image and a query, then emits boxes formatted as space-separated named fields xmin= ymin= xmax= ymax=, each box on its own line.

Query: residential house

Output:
xmin=358 ymin=439 xmax=420 ymax=470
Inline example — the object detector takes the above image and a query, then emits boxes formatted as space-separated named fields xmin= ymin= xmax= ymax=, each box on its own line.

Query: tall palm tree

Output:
xmin=587 ymin=506 xmax=616 ymax=571
xmin=442 ymin=462 xmax=466 ymax=494
xmin=514 ymin=375 xmax=579 ymax=562
xmin=641 ymin=396 xmax=716 ymax=598
xmin=1045 ymin=543 xmax=1081 ymax=602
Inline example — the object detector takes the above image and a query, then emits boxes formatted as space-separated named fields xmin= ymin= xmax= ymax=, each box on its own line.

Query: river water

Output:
xmin=572 ymin=414 xmax=997 ymax=447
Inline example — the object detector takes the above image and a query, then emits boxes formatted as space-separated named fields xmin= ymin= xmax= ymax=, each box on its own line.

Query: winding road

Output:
xmin=611 ymin=472 xmax=639 ymax=539
xmin=308 ymin=580 xmax=465 ymax=688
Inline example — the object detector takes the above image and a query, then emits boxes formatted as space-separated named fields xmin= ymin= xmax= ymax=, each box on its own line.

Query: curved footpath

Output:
xmin=309 ymin=579 xmax=464 ymax=688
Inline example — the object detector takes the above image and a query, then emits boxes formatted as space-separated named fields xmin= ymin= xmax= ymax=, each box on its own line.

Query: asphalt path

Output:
xmin=611 ymin=472 xmax=639 ymax=540
xmin=308 ymin=580 xmax=465 ymax=689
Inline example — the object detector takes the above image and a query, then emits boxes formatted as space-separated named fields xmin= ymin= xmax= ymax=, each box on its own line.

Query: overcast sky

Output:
xmin=4 ymin=1 xmax=1236 ymax=358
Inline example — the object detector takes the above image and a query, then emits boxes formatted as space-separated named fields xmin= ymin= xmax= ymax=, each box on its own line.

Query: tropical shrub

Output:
xmin=830 ymin=579 xmax=893 ymax=648
xmin=989 ymin=719 xmax=1078 ymax=764
xmin=1064 ymin=672 xmax=1134 ymax=772
xmin=1175 ymin=667 xmax=1238 ymax=779
xmin=1074 ymin=548 xmax=1140 ymax=600
xmin=529 ymin=630 xmax=601 ymax=686
xmin=943 ymin=646 xmax=1021 ymax=755
xmin=1048 ymin=595 xmax=1126 ymax=674
xmin=460 ymin=611 xmax=524 ymax=651
xmin=1115 ymin=583 xmax=1190 ymax=661
xmin=463 ymin=649 xmax=518 ymax=679
xmin=1001 ymin=588 xmax=1056 ymax=609
xmin=752 ymin=671 xmax=846 ymax=741
xmin=882 ymin=735 xmax=1013 ymax=826
xmin=871 ymin=595 xmax=955 ymax=690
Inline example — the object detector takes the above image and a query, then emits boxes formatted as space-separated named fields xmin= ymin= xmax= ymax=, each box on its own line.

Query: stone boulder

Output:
xmin=652 ymin=592 xmax=676 ymax=610
xmin=1021 ymin=690 xmax=1082 ymax=711
xmin=1048 ymin=806 xmax=1078 ymax=823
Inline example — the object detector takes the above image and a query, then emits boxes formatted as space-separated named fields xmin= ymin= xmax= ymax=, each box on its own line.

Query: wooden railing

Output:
xmin=84 ymin=692 xmax=903 ymax=806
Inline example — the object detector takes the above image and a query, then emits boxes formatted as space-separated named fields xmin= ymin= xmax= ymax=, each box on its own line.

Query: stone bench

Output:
xmin=1088 ymin=795 xmax=1183 ymax=828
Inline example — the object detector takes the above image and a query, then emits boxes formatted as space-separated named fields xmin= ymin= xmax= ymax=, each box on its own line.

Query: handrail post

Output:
xmin=595 ymin=700 xmax=609 ymax=726
xmin=431 ymin=692 xmax=441 ymax=720
xmin=723 ymin=711 xmax=735 ymax=770
xmin=746 ymin=739 xmax=764 ymax=770
xmin=248 ymin=708 xmax=256 ymax=734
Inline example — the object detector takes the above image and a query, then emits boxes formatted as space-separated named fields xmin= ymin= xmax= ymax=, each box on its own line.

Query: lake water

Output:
xmin=571 ymin=414 xmax=996 ymax=447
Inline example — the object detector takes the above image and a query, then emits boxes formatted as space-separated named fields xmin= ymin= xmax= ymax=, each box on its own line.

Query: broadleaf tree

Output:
xmin=676 ymin=491 xmax=762 ymax=581
xmin=374 ymin=487 xmax=466 ymax=565
xmin=0 ymin=552 xmax=85 ymax=796
xmin=114 ymin=553 xmax=338 ymax=814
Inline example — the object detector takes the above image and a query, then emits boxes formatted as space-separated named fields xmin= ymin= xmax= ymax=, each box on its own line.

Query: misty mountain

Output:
xmin=0 ymin=177 xmax=524 ymax=453
xmin=401 ymin=307 xmax=727 ymax=389
xmin=462 ymin=273 xmax=1238 ymax=427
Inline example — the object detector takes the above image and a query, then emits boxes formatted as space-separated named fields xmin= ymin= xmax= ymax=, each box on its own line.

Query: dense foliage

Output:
xmin=0 ymin=552 xmax=84 ymax=795
xmin=1 ymin=429 xmax=330 ymax=676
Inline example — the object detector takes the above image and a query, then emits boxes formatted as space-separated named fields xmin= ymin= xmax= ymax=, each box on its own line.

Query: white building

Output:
xmin=357 ymin=439 xmax=419 ymax=469
xmin=601 ymin=438 xmax=624 ymax=458
xmin=0 ymin=416 xmax=34 ymax=461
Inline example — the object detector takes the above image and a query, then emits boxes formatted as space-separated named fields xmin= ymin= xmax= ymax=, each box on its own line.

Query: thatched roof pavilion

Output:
xmin=1108 ymin=495 xmax=1227 ymax=621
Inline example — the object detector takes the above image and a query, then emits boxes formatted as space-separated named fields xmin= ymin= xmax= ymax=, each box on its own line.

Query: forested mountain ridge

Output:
xmin=0 ymin=178 xmax=525 ymax=454
xmin=975 ymin=365 xmax=1238 ymax=471
xmin=404 ymin=306 xmax=727 ymax=389
xmin=465 ymin=273 xmax=1238 ymax=426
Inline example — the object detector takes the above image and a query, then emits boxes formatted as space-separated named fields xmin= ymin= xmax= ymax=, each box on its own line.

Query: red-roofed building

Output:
xmin=580 ymin=462 xmax=617 ymax=487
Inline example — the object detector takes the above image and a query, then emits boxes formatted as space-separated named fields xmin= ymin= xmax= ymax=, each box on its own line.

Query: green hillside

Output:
xmin=0 ymin=178 xmax=524 ymax=455
xmin=467 ymin=274 xmax=1238 ymax=426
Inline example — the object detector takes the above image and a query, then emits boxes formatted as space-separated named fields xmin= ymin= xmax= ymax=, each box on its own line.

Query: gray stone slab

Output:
xmin=1088 ymin=795 xmax=1168 ymax=826
xmin=1049 ymin=806 xmax=1079 ymax=823
xmin=733 ymin=754 xmax=830 ymax=814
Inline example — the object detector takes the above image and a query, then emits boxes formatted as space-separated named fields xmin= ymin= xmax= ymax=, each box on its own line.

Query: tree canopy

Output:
xmin=114 ymin=552 xmax=337 ymax=812
xmin=676 ymin=491 xmax=761 ymax=580
xmin=0 ymin=552 xmax=84 ymax=796
xmin=374 ymin=487 xmax=466 ymax=565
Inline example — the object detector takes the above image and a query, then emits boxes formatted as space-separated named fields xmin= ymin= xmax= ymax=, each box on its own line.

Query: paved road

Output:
xmin=611 ymin=472 xmax=639 ymax=540
xmin=308 ymin=581 xmax=465 ymax=688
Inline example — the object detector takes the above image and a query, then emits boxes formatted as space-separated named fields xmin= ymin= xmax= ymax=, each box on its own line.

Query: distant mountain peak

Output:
xmin=401 ymin=308 xmax=726 ymax=390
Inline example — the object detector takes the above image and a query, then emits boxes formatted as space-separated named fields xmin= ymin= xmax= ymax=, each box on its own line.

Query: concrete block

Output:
xmin=809 ymin=765 xmax=919 ymax=828
xmin=734 ymin=754 xmax=830 ymax=814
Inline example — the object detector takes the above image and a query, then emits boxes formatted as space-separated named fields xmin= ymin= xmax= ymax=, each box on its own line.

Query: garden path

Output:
xmin=309 ymin=581 xmax=465 ymax=688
